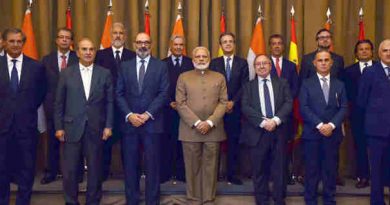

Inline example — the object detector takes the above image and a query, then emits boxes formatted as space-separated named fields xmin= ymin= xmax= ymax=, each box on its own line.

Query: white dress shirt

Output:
xmin=381 ymin=61 xmax=390 ymax=76
xmin=223 ymin=55 xmax=234 ymax=72
xmin=315 ymin=73 xmax=335 ymax=129
xmin=79 ymin=63 xmax=93 ymax=100
xmin=359 ymin=60 xmax=373 ymax=73
xmin=271 ymin=56 xmax=283 ymax=70
xmin=7 ymin=54 xmax=23 ymax=82
xmin=0 ymin=50 xmax=4 ymax=56
xmin=257 ymin=75 xmax=281 ymax=127
xmin=57 ymin=50 xmax=70 ymax=71
xmin=136 ymin=55 xmax=150 ymax=82
xmin=112 ymin=46 xmax=124 ymax=59
xmin=171 ymin=55 xmax=183 ymax=66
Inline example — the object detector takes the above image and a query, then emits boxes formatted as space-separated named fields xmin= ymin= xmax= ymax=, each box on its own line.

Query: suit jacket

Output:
xmin=299 ymin=75 xmax=348 ymax=140
xmin=209 ymin=56 xmax=249 ymax=103
xmin=54 ymin=64 xmax=113 ymax=142
xmin=116 ymin=56 xmax=170 ymax=134
xmin=0 ymin=55 xmax=47 ymax=134
xmin=299 ymin=51 xmax=344 ymax=83
xmin=270 ymin=57 xmax=299 ymax=98
xmin=95 ymin=47 xmax=136 ymax=85
xmin=240 ymin=76 xmax=293 ymax=146
xmin=162 ymin=55 xmax=193 ymax=102
xmin=42 ymin=51 xmax=78 ymax=120
xmin=176 ymin=69 xmax=228 ymax=142
xmin=357 ymin=63 xmax=390 ymax=138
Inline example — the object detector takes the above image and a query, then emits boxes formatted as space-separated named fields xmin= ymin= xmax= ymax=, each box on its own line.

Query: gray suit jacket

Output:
xmin=54 ymin=64 xmax=113 ymax=142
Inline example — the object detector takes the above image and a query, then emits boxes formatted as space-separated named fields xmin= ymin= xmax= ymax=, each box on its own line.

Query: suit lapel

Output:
xmin=88 ymin=66 xmax=99 ymax=100
xmin=217 ymin=57 xmax=227 ymax=76
xmin=51 ymin=52 xmax=60 ymax=75
xmin=73 ymin=65 xmax=87 ymax=102
xmin=129 ymin=59 xmax=139 ymax=93
xmin=142 ymin=57 xmax=154 ymax=92
xmin=271 ymin=76 xmax=280 ymax=108
xmin=68 ymin=51 xmax=78 ymax=66
xmin=252 ymin=78 xmax=262 ymax=113
xmin=19 ymin=57 xmax=30 ymax=90
xmin=313 ymin=77 xmax=328 ymax=106
xmin=1 ymin=56 xmax=10 ymax=83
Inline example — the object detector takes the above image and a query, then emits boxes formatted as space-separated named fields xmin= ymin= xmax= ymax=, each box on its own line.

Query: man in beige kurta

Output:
xmin=176 ymin=47 xmax=228 ymax=205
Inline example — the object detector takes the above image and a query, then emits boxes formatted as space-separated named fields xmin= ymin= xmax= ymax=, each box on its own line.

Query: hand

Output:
xmin=319 ymin=123 xmax=333 ymax=137
xmin=127 ymin=113 xmax=145 ymax=127
xmin=170 ymin=102 xmax=177 ymax=110
xmin=139 ymin=113 xmax=151 ymax=122
xmin=55 ymin=130 xmax=65 ymax=142
xmin=263 ymin=118 xmax=277 ymax=132
xmin=226 ymin=101 xmax=234 ymax=113
xmin=196 ymin=121 xmax=211 ymax=135
xmin=102 ymin=128 xmax=112 ymax=141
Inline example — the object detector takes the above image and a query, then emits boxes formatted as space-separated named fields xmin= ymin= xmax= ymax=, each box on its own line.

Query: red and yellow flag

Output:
xmin=144 ymin=0 xmax=151 ymax=36
xmin=217 ymin=11 xmax=226 ymax=57
xmin=358 ymin=8 xmax=365 ymax=40
xmin=66 ymin=3 xmax=72 ymax=29
xmin=21 ymin=6 xmax=38 ymax=60
xmin=100 ymin=9 xmax=113 ymax=49
xmin=247 ymin=5 xmax=266 ymax=80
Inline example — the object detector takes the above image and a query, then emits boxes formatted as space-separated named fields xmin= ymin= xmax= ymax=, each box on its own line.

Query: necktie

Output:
xmin=226 ymin=57 xmax=232 ymax=81
xmin=139 ymin=59 xmax=146 ymax=93
xmin=174 ymin=57 xmax=180 ymax=68
xmin=321 ymin=77 xmax=329 ymax=104
xmin=115 ymin=50 xmax=121 ymax=65
xmin=364 ymin=62 xmax=369 ymax=68
xmin=60 ymin=55 xmax=67 ymax=70
xmin=263 ymin=79 xmax=273 ymax=118
xmin=10 ymin=59 xmax=19 ymax=93
xmin=386 ymin=67 xmax=390 ymax=81
xmin=275 ymin=57 xmax=282 ymax=77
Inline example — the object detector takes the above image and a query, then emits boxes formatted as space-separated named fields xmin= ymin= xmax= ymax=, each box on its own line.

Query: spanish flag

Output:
xmin=217 ymin=11 xmax=226 ymax=57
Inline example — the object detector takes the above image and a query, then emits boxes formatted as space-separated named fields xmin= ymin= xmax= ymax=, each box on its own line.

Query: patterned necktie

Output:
xmin=115 ymin=50 xmax=121 ymax=65
xmin=138 ymin=59 xmax=146 ymax=93
xmin=263 ymin=79 xmax=273 ymax=118
xmin=60 ymin=55 xmax=67 ymax=70
xmin=226 ymin=57 xmax=232 ymax=82
xmin=174 ymin=57 xmax=180 ymax=68
xmin=10 ymin=59 xmax=19 ymax=93
xmin=275 ymin=57 xmax=282 ymax=77
xmin=321 ymin=77 xmax=329 ymax=104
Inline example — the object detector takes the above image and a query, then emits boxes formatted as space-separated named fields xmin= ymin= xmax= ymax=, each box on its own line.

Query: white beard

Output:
xmin=193 ymin=62 xmax=210 ymax=70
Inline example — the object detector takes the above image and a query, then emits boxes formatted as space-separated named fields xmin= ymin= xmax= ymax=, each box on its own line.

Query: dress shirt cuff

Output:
xmin=316 ymin=122 xmax=324 ymax=130
xmin=272 ymin=116 xmax=281 ymax=126
xmin=329 ymin=122 xmax=336 ymax=129
xmin=145 ymin=111 xmax=154 ymax=120
xmin=259 ymin=120 xmax=266 ymax=128
xmin=206 ymin=120 xmax=214 ymax=128
xmin=125 ymin=112 xmax=133 ymax=122
xmin=194 ymin=120 xmax=201 ymax=127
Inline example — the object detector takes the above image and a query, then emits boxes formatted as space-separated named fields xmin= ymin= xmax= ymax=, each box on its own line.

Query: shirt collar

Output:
xmin=223 ymin=55 xmax=234 ymax=62
xmin=317 ymin=72 xmax=330 ymax=81
xmin=79 ymin=63 xmax=93 ymax=71
xmin=271 ymin=56 xmax=283 ymax=62
xmin=359 ymin=60 xmax=373 ymax=68
xmin=381 ymin=61 xmax=390 ymax=69
xmin=57 ymin=50 xmax=70 ymax=58
xmin=0 ymin=50 xmax=4 ymax=56
xmin=112 ymin=46 xmax=124 ymax=55
xmin=7 ymin=53 xmax=23 ymax=63
xmin=137 ymin=55 xmax=151 ymax=64
xmin=171 ymin=55 xmax=182 ymax=63
xmin=258 ymin=74 xmax=271 ymax=82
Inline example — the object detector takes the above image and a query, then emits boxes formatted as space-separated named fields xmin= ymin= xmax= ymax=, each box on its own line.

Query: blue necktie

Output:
xmin=174 ymin=57 xmax=180 ymax=69
xmin=263 ymin=79 xmax=273 ymax=118
xmin=138 ymin=59 xmax=145 ymax=93
xmin=10 ymin=59 xmax=19 ymax=93
xmin=386 ymin=67 xmax=390 ymax=81
xmin=226 ymin=57 xmax=231 ymax=82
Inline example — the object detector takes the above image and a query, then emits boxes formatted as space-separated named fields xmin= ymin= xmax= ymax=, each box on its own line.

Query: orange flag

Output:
xmin=247 ymin=5 xmax=266 ymax=80
xmin=22 ymin=5 xmax=38 ymax=60
xmin=167 ymin=2 xmax=186 ymax=56
xmin=217 ymin=11 xmax=226 ymax=57
xmin=100 ymin=8 xmax=113 ymax=49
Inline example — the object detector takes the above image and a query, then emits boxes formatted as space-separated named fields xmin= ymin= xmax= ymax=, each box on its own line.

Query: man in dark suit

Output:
xmin=209 ymin=32 xmax=249 ymax=185
xmin=41 ymin=27 xmax=80 ymax=185
xmin=299 ymin=50 xmax=347 ymax=205
xmin=0 ymin=28 xmax=46 ymax=205
xmin=268 ymin=34 xmax=299 ymax=185
xmin=343 ymin=39 xmax=376 ymax=189
xmin=95 ymin=22 xmax=136 ymax=180
xmin=116 ymin=32 xmax=169 ymax=205
xmin=54 ymin=38 xmax=113 ymax=205
xmin=357 ymin=39 xmax=390 ymax=205
xmin=160 ymin=35 xmax=193 ymax=183
xmin=240 ymin=55 xmax=292 ymax=205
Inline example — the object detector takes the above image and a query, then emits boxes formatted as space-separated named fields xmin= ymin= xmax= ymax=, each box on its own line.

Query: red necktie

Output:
xmin=275 ymin=57 xmax=281 ymax=77
xmin=60 ymin=55 xmax=67 ymax=70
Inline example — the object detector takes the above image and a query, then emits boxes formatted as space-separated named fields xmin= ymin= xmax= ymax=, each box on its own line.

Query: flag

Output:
xmin=144 ymin=0 xmax=151 ymax=35
xmin=100 ymin=9 xmax=113 ymax=49
xmin=324 ymin=8 xmax=334 ymax=51
xmin=217 ymin=11 xmax=226 ymax=57
xmin=247 ymin=5 xmax=266 ymax=80
xmin=167 ymin=2 xmax=186 ymax=56
xmin=66 ymin=3 xmax=72 ymax=29
xmin=21 ymin=6 xmax=38 ymax=60
xmin=358 ymin=8 xmax=365 ymax=40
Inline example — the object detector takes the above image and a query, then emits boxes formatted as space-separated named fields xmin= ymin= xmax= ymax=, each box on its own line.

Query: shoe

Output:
xmin=296 ymin=175 xmax=304 ymax=185
xmin=355 ymin=178 xmax=369 ymax=189
xmin=287 ymin=176 xmax=296 ymax=185
xmin=336 ymin=176 xmax=345 ymax=186
xmin=227 ymin=176 xmax=243 ymax=185
xmin=40 ymin=174 xmax=57 ymax=184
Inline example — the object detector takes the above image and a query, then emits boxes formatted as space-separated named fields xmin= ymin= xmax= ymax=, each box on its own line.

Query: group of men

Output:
xmin=0 ymin=22 xmax=389 ymax=205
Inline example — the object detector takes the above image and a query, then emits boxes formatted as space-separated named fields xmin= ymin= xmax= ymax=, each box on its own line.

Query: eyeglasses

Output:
xmin=57 ymin=35 xmax=72 ymax=40
xmin=254 ymin=62 xmax=270 ymax=67
xmin=317 ymin=36 xmax=331 ymax=40
xmin=135 ymin=41 xmax=151 ymax=45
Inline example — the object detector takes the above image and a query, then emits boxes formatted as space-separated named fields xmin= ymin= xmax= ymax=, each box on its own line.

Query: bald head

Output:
xmin=111 ymin=22 xmax=127 ymax=48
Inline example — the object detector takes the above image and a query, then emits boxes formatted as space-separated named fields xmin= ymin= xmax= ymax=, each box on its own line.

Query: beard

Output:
xmin=193 ymin=62 xmax=210 ymax=70
xmin=112 ymin=39 xmax=124 ymax=48
xmin=136 ymin=47 xmax=150 ymax=59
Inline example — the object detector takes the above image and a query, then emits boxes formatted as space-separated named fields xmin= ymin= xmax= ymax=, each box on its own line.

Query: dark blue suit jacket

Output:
xmin=270 ymin=57 xmax=299 ymax=98
xmin=299 ymin=75 xmax=347 ymax=140
xmin=42 ymin=51 xmax=78 ymax=120
xmin=240 ymin=76 xmax=293 ymax=146
xmin=357 ymin=63 xmax=390 ymax=138
xmin=0 ymin=55 xmax=47 ymax=134
xmin=162 ymin=55 xmax=193 ymax=102
xmin=116 ymin=56 xmax=170 ymax=134
xmin=54 ymin=64 xmax=114 ymax=142
xmin=95 ymin=47 xmax=136 ymax=85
